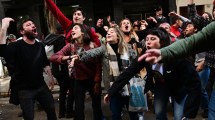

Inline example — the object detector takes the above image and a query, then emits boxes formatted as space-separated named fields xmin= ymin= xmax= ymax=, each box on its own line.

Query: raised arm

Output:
xmin=0 ymin=18 xmax=14 ymax=44
xmin=44 ymin=0 xmax=72 ymax=30
xmin=168 ymin=11 xmax=191 ymax=23
xmin=187 ymin=0 xmax=198 ymax=19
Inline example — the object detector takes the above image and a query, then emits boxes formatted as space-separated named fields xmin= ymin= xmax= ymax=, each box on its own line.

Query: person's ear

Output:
xmin=83 ymin=17 xmax=86 ymax=21
xmin=194 ymin=28 xmax=198 ymax=32
xmin=20 ymin=30 xmax=24 ymax=35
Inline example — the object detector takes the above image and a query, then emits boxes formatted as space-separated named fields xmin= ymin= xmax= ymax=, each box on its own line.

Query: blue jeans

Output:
xmin=208 ymin=90 xmax=215 ymax=120
xmin=208 ymin=67 xmax=215 ymax=120
xmin=173 ymin=96 xmax=188 ymax=120
xmin=109 ymin=95 xmax=139 ymax=120
xmin=18 ymin=85 xmax=57 ymax=120
xmin=154 ymin=83 xmax=187 ymax=120
xmin=198 ymin=66 xmax=210 ymax=109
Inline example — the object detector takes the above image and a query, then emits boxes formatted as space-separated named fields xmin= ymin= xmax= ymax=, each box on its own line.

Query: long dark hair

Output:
xmin=71 ymin=23 xmax=91 ymax=45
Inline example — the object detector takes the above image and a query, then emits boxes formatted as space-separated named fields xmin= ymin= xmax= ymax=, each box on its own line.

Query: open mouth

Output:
xmin=71 ymin=33 xmax=76 ymax=36
xmin=75 ymin=18 xmax=79 ymax=21
xmin=32 ymin=29 xmax=37 ymax=33
xmin=125 ymin=26 xmax=128 ymax=29
xmin=146 ymin=46 xmax=151 ymax=49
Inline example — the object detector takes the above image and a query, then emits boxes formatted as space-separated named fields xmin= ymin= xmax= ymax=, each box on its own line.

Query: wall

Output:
xmin=176 ymin=0 xmax=213 ymax=14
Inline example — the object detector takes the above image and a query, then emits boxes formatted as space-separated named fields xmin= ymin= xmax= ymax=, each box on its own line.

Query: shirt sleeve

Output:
xmin=50 ymin=44 xmax=71 ymax=64
xmin=108 ymin=59 xmax=147 ymax=96
xmin=45 ymin=0 xmax=72 ymax=30
xmin=90 ymin=28 xmax=101 ymax=47
xmin=161 ymin=22 xmax=215 ymax=62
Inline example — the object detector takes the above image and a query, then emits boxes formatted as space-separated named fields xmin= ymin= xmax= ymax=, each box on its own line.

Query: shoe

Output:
xmin=202 ymin=109 xmax=208 ymax=118
xmin=66 ymin=112 xmax=74 ymax=118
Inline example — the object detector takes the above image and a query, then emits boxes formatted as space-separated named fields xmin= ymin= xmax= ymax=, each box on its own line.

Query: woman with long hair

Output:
xmin=50 ymin=23 xmax=102 ymax=120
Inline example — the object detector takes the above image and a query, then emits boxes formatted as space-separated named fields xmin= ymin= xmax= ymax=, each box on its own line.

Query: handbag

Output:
xmin=110 ymin=82 xmax=130 ymax=96
xmin=128 ymin=77 xmax=148 ymax=112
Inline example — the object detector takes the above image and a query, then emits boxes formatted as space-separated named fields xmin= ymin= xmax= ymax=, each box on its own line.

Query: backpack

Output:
xmin=44 ymin=34 xmax=69 ymax=78
xmin=44 ymin=34 xmax=65 ymax=56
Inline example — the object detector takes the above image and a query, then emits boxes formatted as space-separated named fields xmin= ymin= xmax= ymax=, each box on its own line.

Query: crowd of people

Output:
xmin=0 ymin=0 xmax=215 ymax=120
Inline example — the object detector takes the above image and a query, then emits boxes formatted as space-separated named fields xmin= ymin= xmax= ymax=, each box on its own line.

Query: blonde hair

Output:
xmin=111 ymin=26 xmax=128 ymax=55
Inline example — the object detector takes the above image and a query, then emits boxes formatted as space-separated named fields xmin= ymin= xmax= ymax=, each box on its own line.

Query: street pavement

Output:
xmin=0 ymin=76 xmax=208 ymax=120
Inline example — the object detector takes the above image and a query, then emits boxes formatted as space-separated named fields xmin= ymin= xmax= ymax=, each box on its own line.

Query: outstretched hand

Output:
xmin=138 ymin=49 xmax=162 ymax=64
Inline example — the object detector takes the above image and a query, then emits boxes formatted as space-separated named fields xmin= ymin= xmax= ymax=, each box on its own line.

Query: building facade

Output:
xmin=0 ymin=0 xmax=178 ymax=38
xmin=177 ymin=0 xmax=214 ymax=18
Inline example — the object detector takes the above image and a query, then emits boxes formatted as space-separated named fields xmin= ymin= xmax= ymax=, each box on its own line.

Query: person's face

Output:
xmin=145 ymin=34 xmax=161 ymax=49
xmin=73 ymin=10 xmax=85 ymax=24
xmin=160 ymin=24 xmax=170 ymax=32
xmin=103 ymin=26 xmax=109 ymax=31
xmin=156 ymin=9 xmax=163 ymax=16
xmin=106 ymin=28 xmax=118 ymax=44
xmin=20 ymin=20 xmax=38 ymax=39
xmin=140 ymin=24 xmax=146 ymax=30
xmin=120 ymin=19 xmax=131 ymax=33
xmin=176 ymin=19 xmax=183 ymax=27
xmin=133 ymin=26 xmax=139 ymax=31
xmin=133 ymin=21 xmax=139 ymax=26
xmin=184 ymin=24 xmax=196 ymax=36
xmin=71 ymin=25 xmax=83 ymax=41
xmin=96 ymin=19 xmax=103 ymax=27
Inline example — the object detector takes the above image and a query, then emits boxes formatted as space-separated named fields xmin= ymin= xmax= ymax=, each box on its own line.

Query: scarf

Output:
xmin=107 ymin=43 xmax=130 ymax=96
xmin=107 ymin=43 xmax=129 ymax=83
xmin=107 ymin=43 xmax=120 ymax=83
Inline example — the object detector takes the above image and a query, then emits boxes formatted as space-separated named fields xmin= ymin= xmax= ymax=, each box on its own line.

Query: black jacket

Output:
xmin=108 ymin=58 xmax=201 ymax=118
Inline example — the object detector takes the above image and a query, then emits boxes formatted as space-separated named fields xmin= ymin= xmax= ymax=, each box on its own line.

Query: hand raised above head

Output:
xmin=168 ymin=11 xmax=177 ymax=17
xmin=1 ymin=17 xmax=14 ymax=29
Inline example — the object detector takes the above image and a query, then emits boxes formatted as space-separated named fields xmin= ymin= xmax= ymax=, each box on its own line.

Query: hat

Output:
xmin=16 ymin=15 xmax=33 ymax=32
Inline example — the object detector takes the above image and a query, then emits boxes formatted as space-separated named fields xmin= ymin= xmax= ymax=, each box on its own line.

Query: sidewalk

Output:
xmin=0 ymin=76 xmax=207 ymax=120
xmin=0 ymin=76 xmax=10 ymax=97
